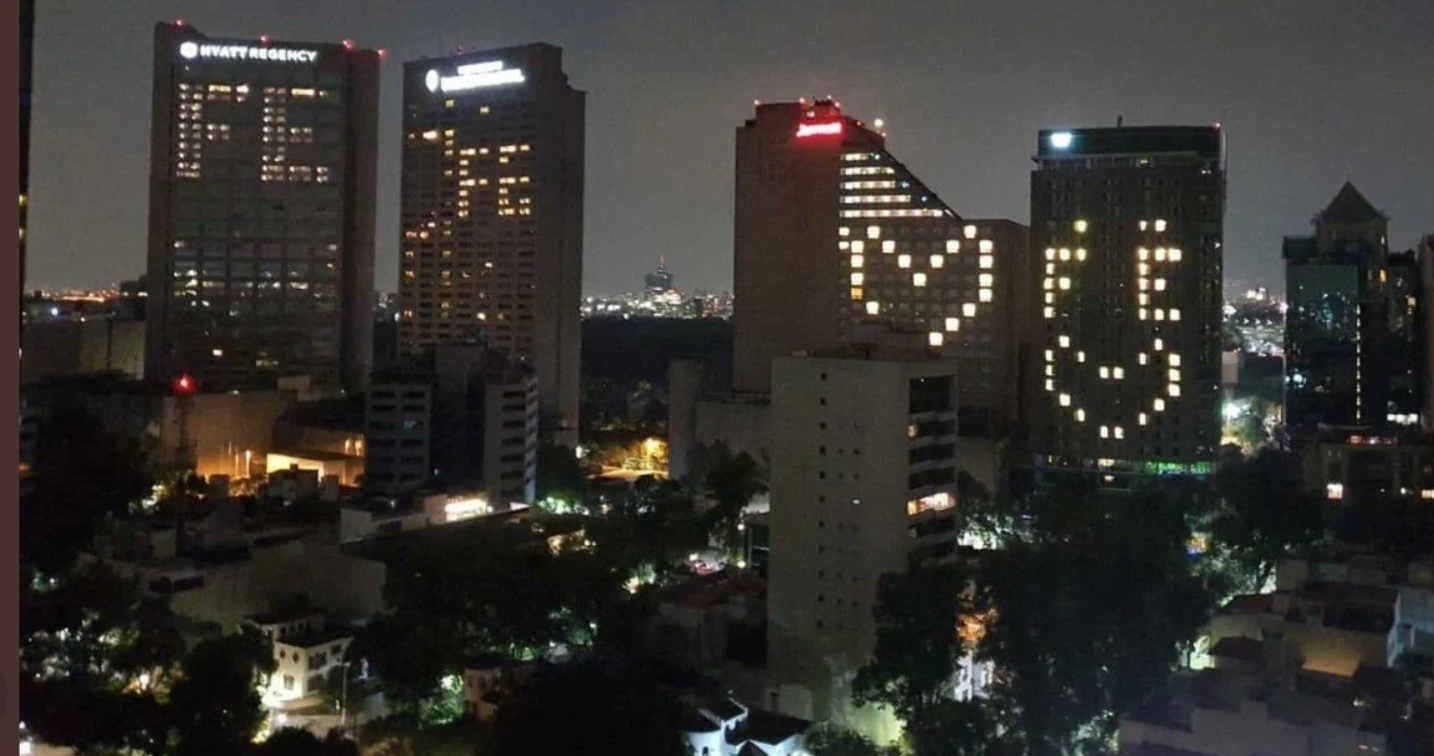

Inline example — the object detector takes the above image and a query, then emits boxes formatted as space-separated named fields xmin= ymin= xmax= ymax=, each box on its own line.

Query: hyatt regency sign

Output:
xmin=178 ymin=41 xmax=319 ymax=64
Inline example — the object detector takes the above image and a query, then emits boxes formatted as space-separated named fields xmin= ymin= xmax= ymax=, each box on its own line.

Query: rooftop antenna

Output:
xmin=1117 ymin=115 xmax=1124 ymax=128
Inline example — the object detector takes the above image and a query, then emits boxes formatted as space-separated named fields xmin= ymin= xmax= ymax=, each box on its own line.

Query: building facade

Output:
xmin=397 ymin=44 xmax=584 ymax=437
xmin=766 ymin=347 xmax=961 ymax=739
xmin=365 ymin=346 xmax=537 ymax=507
xmin=732 ymin=100 xmax=1029 ymax=432
xmin=146 ymin=23 xmax=379 ymax=395
xmin=1283 ymin=183 xmax=1424 ymax=432
xmin=1029 ymin=126 xmax=1225 ymax=477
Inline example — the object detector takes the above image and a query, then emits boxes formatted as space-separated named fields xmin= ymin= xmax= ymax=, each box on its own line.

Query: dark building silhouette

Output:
xmin=644 ymin=256 xmax=675 ymax=294
xmin=146 ymin=23 xmax=380 ymax=395
xmin=1029 ymin=126 xmax=1225 ymax=477
xmin=1283 ymin=183 xmax=1423 ymax=432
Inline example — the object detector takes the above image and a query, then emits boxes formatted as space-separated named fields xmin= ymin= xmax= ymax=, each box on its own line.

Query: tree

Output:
xmin=536 ymin=442 xmax=588 ymax=507
xmin=703 ymin=446 xmax=767 ymax=547
xmin=488 ymin=662 xmax=686 ymax=756
xmin=805 ymin=724 xmax=901 ymax=756
xmin=255 ymin=728 xmax=360 ymax=756
xmin=23 ymin=406 xmax=153 ymax=576
xmin=974 ymin=481 xmax=1220 ymax=756
xmin=168 ymin=627 xmax=277 ymax=756
xmin=1211 ymin=449 xmax=1326 ymax=592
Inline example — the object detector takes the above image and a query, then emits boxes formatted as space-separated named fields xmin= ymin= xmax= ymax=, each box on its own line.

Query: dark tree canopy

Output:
xmin=1211 ymin=448 xmax=1327 ymax=592
xmin=488 ymin=661 xmax=687 ymax=756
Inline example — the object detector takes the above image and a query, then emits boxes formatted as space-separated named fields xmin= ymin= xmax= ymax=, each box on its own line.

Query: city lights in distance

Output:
xmin=796 ymin=121 xmax=844 ymax=138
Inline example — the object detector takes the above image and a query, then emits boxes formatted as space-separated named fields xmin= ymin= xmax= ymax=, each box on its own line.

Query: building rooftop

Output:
xmin=276 ymin=622 xmax=354 ymax=649
xmin=270 ymin=448 xmax=357 ymax=463
xmin=245 ymin=605 xmax=324 ymax=626
xmin=1034 ymin=125 xmax=1221 ymax=159
xmin=653 ymin=570 xmax=765 ymax=611
xmin=1319 ymin=182 xmax=1386 ymax=223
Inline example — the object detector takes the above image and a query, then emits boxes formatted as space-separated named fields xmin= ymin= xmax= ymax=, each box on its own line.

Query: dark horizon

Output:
xmin=26 ymin=0 xmax=1434 ymax=296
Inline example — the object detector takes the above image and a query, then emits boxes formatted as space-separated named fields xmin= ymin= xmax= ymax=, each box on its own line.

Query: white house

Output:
xmin=246 ymin=608 xmax=353 ymax=707
xmin=680 ymin=697 xmax=811 ymax=756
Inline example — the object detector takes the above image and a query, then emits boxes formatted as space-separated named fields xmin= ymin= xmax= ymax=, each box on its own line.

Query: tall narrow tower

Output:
xmin=398 ymin=44 xmax=585 ymax=439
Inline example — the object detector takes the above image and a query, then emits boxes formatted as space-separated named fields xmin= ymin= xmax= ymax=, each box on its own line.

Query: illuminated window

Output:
xmin=898 ymin=254 xmax=912 ymax=269
xmin=851 ymin=255 xmax=864 ymax=268
xmin=1044 ymin=278 xmax=1055 ymax=291
xmin=866 ymin=301 xmax=880 ymax=315
xmin=1043 ymin=306 xmax=1055 ymax=318
xmin=945 ymin=317 xmax=960 ymax=332
xmin=1169 ymin=354 xmax=1181 ymax=367
xmin=1139 ymin=413 xmax=1149 ymax=426
xmin=1044 ymin=350 xmax=1055 ymax=362
xmin=1058 ymin=277 xmax=1071 ymax=290
xmin=1139 ymin=293 xmax=1150 ymax=306
xmin=1099 ymin=367 xmax=1110 ymax=379
xmin=1154 ymin=398 xmax=1166 ymax=412
xmin=1169 ymin=248 xmax=1183 ymax=262
xmin=1326 ymin=483 xmax=1344 ymax=501
xmin=839 ymin=226 xmax=850 ymax=237
xmin=1076 ymin=351 xmax=1086 ymax=363
xmin=946 ymin=240 xmax=961 ymax=254
xmin=867 ymin=225 xmax=881 ymax=240
xmin=882 ymin=239 xmax=896 ymax=253
xmin=929 ymin=332 xmax=944 ymax=347
xmin=1169 ymin=308 xmax=1182 ymax=321
xmin=1045 ymin=292 xmax=1055 ymax=304
xmin=1045 ymin=379 xmax=1055 ymax=391
xmin=1168 ymin=384 xmax=1181 ymax=397
xmin=1113 ymin=367 xmax=1125 ymax=380
xmin=963 ymin=225 xmax=977 ymax=239
xmin=1138 ymin=248 xmax=1150 ymax=261
xmin=1139 ymin=353 xmax=1148 ymax=365
xmin=1059 ymin=393 xmax=1071 ymax=407
xmin=1100 ymin=426 xmax=1109 ymax=439
xmin=977 ymin=273 xmax=994 ymax=287
xmin=850 ymin=273 xmax=865 ymax=285
xmin=1058 ymin=335 xmax=1070 ymax=348
xmin=1114 ymin=426 xmax=1125 ymax=440
xmin=1155 ymin=248 xmax=1167 ymax=262
xmin=1076 ymin=409 xmax=1086 ymax=422
xmin=1154 ymin=309 xmax=1165 ymax=321
xmin=913 ymin=273 xmax=927 ymax=287
xmin=1155 ymin=219 xmax=1168 ymax=232
xmin=981 ymin=255 xmax=994 ymax=269
xmin=979 ymin=239 xmax=994 ymax=254
xmin=1059 ymin=248 xmax=1071 ymax=261
xmin=1044 ymin=248 xmax=1056 ymax=261
xmin=1045 ymin=365 xmax=1055 ymax=377
xmin=1075 ymin=248 xmax=1087 ymax=261
xmin=930 ymin=255 xmax=944 ymax=268
xmin=1074 ymin=219 xmax=1088 ymax=233
xmin=979 ymin=288 xmax=992 ymax=302
xmin=1154 ymin=338 xmax=1164 ymax=351
xmin=851 ymin=240 xmax=865 ymax=254
xmin=839 ymin=241 xmax=850 ymax=251
xmin=1139 ymin=220 xmax=1149 ymax=231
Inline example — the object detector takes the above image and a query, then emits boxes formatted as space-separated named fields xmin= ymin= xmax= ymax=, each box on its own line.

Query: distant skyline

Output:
xmin=26 ymin=0 xmax=1434 ymax=295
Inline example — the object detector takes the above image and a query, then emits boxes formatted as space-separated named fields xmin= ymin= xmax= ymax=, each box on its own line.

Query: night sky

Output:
xmin=27 ymin=0 xmax=1434 ymax=296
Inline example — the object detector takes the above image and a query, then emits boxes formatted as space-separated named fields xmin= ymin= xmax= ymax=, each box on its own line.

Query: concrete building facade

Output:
xmin=765 ymin=346 xmax=961 ymax=737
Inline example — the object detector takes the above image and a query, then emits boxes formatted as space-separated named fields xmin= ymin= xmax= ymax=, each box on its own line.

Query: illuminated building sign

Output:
xmin=424 ymin=60 xmax=526 ymax=93
xmin=796 ymin=121 xmax=844 ymax=138
xmin=178 ymin=41 xmax=319 ymax=63
xmin=1048 ymin=131 xmax=1074 ymax=149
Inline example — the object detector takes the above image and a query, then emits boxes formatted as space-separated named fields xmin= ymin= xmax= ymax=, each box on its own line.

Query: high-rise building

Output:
xmin=398 ymin=44 xmax=584 ymax=438
xmin=20 ymin=0 xmax=33 ymax=305
xmin=1284 ymin=183 xmax=1423 ymax=431
xmin=146 ymin=23 xmax=379 ymax=395
xmin=644 ymin=256 xmax=675 ymax=294
xmin=732 ymin=100 xmax=1030 ymax=432
xmin=766 ymin=345 xmax=963 ymax=737
xmin=1029 ymin=126 xmax=1225 ymax=477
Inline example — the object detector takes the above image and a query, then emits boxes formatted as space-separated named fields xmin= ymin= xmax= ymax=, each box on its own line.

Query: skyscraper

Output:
xmin=398 ymin=44 xmax=584 ymax=438
xmin=1029 ymin=126 xmax=1225 ymax=477
xmin=732 ymin=100 xmax=1029 ymax=430
xmin=146 ymin=23 xmax=379 ymax=394
xmin=1284 ymin=183 xmax=1422 ymax=431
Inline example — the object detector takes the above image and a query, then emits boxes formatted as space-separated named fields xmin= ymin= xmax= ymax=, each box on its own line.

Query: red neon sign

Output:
xmin=796 ymin=121 xmax=844 ymax=138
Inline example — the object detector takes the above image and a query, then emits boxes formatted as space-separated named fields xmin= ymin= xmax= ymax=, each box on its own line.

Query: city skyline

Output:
xmin=25 ymin=0 xmax=1434 ymax=296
